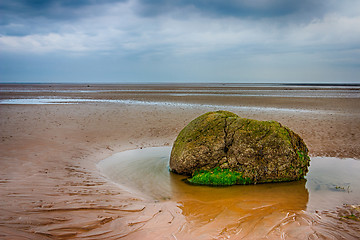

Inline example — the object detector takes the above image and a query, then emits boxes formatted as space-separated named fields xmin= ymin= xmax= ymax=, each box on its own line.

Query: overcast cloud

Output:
xmin=1 ymin=0 xmax=359 ymax=83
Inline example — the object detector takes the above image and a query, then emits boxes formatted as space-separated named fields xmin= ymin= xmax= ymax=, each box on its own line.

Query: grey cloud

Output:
xmin=0 ymin=0 xmax=127 ymax=26
xmin=0 ymin=0 xmax=127 ymax=19
xmin=0 ymin=0 xmax=348 ymax=37
xmin=136 ymin=0 xmax=329 ymax=21
xmin=0 ymin=0 xmax=128 ymax=36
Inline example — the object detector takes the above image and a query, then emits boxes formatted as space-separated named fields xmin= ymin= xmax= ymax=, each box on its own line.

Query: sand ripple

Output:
xmin=1 ymin=85 xmax=359 ymax=239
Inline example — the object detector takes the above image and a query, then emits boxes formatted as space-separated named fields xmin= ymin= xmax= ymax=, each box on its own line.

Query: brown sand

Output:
xmin=0 ymin=84 xmax=359 ymax=239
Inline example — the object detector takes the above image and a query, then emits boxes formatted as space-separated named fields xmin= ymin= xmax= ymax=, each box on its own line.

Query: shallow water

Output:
xmin=1 ymin=85 xmax=360 ymax=98
xmin=0 ymin=98 xmax=332 ymax=115
xmin=98 ymin=147 xmax=360 ymax=239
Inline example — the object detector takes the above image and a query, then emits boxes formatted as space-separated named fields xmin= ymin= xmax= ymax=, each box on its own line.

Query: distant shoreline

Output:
xmin=1 ymin=82 xmax=360 ymax=89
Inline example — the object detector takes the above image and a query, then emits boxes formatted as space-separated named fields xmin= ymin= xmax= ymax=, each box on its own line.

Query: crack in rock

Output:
xmin=170 ymin=111 xmax=310 ymax=185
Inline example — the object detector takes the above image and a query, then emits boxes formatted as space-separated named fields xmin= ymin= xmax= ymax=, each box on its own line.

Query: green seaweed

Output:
xmin=297 ymin=150 xmax=309 ymax=163
xmin=297 ymin=149 xmax=310 ymax=170
xmin=188 ymin=167 xmax=252 ymax=186
xmin=341 ymin=214 xmax=359 ymax=221
xmin=297 ymin=150 xmax=304 ymax=160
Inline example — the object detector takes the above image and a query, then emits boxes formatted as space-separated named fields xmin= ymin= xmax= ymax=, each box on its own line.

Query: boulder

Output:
xmin=170 ymin=111 xmax=310 ymax=185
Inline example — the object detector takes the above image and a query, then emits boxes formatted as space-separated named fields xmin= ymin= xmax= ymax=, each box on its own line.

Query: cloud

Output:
xmin=0 ymin=0 xmax=360 ymax=83
xmin=0 ymin=0 xmax=127 ymax=36
xmin=0 ymin=0 xmax=350 ymax=37
xmin=1 ymin=0 xmax=360 ymax=57
xmin=0 ymin=0 xmax=126 ymax=20
xmin=137 ymin=0 xmax=320 ymax=18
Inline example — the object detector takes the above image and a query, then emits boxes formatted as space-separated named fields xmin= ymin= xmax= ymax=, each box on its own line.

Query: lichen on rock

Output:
xmin=170 ymin=111 xmax=310 ymax=185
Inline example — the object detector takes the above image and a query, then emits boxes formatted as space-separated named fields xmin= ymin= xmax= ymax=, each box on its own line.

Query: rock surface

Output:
xmin=170 ymin=111 xmax=310 ymax=185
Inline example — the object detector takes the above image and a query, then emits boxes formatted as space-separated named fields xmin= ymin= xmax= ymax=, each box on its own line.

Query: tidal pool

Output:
xmin=97 ymin=147 xmax=360 ymax=239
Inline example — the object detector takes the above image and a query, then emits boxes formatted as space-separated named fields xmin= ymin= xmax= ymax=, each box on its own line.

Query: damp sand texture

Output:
xmin=0 ymin=84 xmax=359 ymax=239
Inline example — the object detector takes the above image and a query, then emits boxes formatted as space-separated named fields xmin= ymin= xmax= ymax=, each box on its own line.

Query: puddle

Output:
xmin=98 ymin=147 xmax=360 ymax=209
xmin=97 ymin=147 xmax=360 ymax=238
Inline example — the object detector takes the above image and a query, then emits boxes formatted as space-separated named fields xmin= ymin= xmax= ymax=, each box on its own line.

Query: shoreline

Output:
xmin=2 ymin=82 xmax=360 ymax=87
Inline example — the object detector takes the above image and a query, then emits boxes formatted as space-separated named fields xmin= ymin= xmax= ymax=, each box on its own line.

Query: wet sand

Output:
xmin=0 ymin=84 xmax=359 ymax=239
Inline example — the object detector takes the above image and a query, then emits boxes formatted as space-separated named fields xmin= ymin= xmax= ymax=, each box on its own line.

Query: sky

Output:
xmin=1 ymin=0 xmax=360 ymax=84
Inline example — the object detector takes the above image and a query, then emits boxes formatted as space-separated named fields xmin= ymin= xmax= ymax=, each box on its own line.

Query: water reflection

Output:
xmin=305 ymin=157 xmax=360 ymax=212
xmin=98 ymin=147 xmax=360 ymax=239
xmin=98 ymin=147 xmax=309 ymax=209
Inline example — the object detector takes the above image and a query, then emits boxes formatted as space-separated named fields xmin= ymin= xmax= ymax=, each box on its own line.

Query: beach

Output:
xmin=0 ymin=84 xmax=359 ymax=239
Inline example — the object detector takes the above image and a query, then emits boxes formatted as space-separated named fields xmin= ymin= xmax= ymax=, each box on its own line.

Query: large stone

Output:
xmin=170 ymin=111 xmax=310 ymax=185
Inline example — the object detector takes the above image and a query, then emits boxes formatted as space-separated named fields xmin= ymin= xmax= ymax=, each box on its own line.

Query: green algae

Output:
xmin=341 ymin=214 xmax=359 ymax=221
xmin=187 ymin=166 xmax=300 ymax=186
xmin=297 ymin=150 xmax=305 ymax=161
xmin=188 ymin=167 xmax=252 ymax=186
xmin=297 ymin=150 xmax=310 ymax=164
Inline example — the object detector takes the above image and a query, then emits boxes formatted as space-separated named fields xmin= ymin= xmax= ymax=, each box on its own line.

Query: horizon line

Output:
xmin=1 ymin=82 xmax=360 ymax=86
